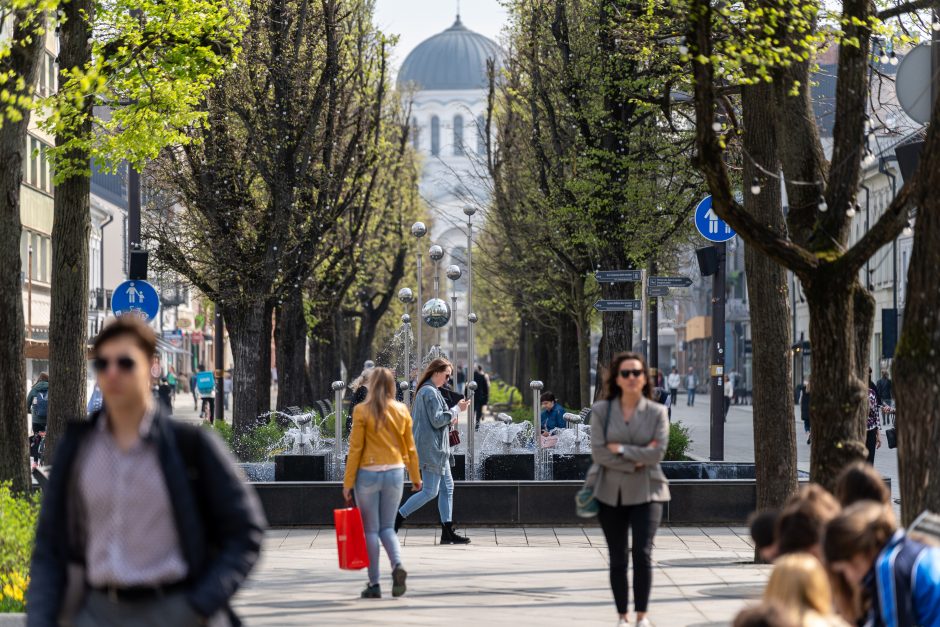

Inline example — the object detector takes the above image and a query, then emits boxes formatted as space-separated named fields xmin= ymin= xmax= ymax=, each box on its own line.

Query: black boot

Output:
xmin=440 ymin=522 xmax=471 ymax=545
xmin=395 ymin=512 xmax=405 ymax=533
xmin=361 ymin=583 xmax=381 ymax=598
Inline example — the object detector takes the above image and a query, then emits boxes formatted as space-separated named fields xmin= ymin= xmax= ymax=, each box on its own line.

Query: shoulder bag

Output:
xmin=575 ymin=401 xmax=612 ymax=518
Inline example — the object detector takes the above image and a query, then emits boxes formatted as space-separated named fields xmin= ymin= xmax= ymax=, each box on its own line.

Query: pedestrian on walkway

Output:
xmin=800 ymin=380 xmax=811 ymax=444
xmin=591 ymin=351 xmax=670 ymax=627
xmin=223 ymin=370 xmax=232 ymax=410
xmin=473 ymin=365 xmax=489 ymax=426
xmin=28 ymin=315 xmax=266 ymax=627
xmin=875 ymin=370 xmax=893 ymax=407
xmin=685 ymin=367 xmax=697 ymax=406
xmin=667 ymin=367 xmax=681 ymax=408
xmin=343 ymin=367 xmax=421 ymax=599
xmin=195 ymin=364 xmax=216 ymax=423
xmin=189 ymin=371 xmax=198 ymax=411
xmin=824 ymin=501 xmax=940 ymax=627
xmin=26 ymin=372 xmax=50 ymax=435
xmin=723 ymin=374 xmax=734 ymax=420
xmin=539 ymin=392 xmax=567 ymax=434
xmin=762 ymin=553 xmax=849 ymax=626
xmin=866 ymin=380 xmax=882 ymax=464
xmin=396 ymin=358 xmax=471 ymax=545
xmin=833 ymin=462 xmax=890 ymax=507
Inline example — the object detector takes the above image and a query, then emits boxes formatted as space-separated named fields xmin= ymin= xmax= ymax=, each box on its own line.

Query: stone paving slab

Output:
xmin=233 ymin=527 xmax=770 ymax=626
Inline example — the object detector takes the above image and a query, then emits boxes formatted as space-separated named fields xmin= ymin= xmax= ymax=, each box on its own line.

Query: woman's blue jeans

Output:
xmin=398 ymin=464 xmax=453 ymax=523
xmin=355 ymin=468 xmax=404 ymax=585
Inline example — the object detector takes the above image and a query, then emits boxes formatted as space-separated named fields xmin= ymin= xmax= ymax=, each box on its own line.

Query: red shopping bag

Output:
xmin=334 ymin=506 xmax=369 ymax=570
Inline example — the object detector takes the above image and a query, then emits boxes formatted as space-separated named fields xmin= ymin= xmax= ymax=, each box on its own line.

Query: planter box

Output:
xmin=0 ymin=614 xmax=26 ymax=627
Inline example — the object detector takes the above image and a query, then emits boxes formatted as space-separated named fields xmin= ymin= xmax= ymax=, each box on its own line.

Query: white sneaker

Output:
xmin=637 ymin=619 xmax=652 ymax=627
xmin=617 ymin=620 xmax=629 ymax=627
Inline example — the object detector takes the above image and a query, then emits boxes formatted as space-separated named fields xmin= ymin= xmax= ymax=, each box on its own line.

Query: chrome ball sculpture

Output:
xmin=397 ymin=287 xmax=414 ymax=303
xmin=468 ymin=312 xmax=479 ymax=324
xmin=446 ymin=265 xmax=462 ymax=280
xmin=422 ymin=298 xmax=451 ymax=328
xmin=429 ymin=245 xmax=444 ymax=261
xmin=411 ymin=222 xmax=427 ymax=238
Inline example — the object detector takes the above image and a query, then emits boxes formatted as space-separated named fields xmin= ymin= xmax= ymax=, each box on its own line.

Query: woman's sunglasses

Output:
xmin=619 ymin=369 xmax=644 ymax=379
xmin=93 ymin=356 xmax=136 ymax=373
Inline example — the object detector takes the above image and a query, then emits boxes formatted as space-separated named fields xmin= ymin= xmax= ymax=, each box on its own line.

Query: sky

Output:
xmin=373 ymin=0 xmax=509 ymax=74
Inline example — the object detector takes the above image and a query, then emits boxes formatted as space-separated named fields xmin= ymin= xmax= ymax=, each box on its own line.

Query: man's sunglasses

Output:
xmin=93 ymin=356 xmax=136 ymax=373
xmin=619 ymin=369 xmax=644 ymax=379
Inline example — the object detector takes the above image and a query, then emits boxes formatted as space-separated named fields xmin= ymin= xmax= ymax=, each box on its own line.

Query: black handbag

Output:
xmin=885 ymin=426 xmax=897 ymax=449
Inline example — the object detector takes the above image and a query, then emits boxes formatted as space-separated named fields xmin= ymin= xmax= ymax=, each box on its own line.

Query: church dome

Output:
xmin=398 ymin=17 xmax=502 ymax=91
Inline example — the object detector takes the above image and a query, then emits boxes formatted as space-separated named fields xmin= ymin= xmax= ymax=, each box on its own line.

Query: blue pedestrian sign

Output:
xmin=694 ymin=195 xmax=736 ymax=243
xmin=111 ymin=280 xmax=160 ymax=321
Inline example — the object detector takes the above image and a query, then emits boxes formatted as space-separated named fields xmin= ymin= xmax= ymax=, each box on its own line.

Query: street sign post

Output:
xmin=111 ymin=280 xmax=160 ymax=321
xmin=648 ymin=276 xmax=693 ymax=288
xmin=647 ymin=286 xmax=670 ymax=297
xmin=694 ymin=195 xmax=736 ymax=243
xmin=595 ymin=270 xmax=641 ymax=283
xmin=593 ymin=299 xmax=642 ymax=312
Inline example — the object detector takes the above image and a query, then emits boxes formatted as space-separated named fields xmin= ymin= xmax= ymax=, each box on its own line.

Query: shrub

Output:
xmin=0 ymin=483 xmax=39 ymax=613
xmin=665 ymin=420 xmax=693 ymax=461
xmin=209 ymin=417 xmax=288 ymax=462
xmin=489 ymin=380 xmax=523 ymax=408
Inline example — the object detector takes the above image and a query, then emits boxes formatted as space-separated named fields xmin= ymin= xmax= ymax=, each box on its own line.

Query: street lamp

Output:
xmin=463 ymin=205 xmax=478 ymax=481
xmin=446 ymin=264 xmax=462 ymax=365
xmin=411 ymin=222 xmax=427 ymax=368
xmin=428 ymin=244 xmax=446 ymax=348
xmin=398 ymin=286 xmax=414 ymax=405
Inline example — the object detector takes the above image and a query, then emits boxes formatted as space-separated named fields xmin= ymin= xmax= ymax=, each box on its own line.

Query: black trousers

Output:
xmin=597 ymin=500 xmax=663 ymax=615
xmin=669 ymin=388 xmax=678 ymax=407
xmin=866 ymin=429 xmax=877 ymax=464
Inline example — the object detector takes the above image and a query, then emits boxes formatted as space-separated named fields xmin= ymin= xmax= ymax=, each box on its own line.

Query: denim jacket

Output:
xmin=411 ymin=383 xmax=456 ymax=475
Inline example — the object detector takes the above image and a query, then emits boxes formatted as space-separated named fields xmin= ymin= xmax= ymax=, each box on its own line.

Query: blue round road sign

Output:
xmin=694 ymin=195 xmax=736 ymax=243
xmin=111 ymin=280 xmax=160 ymax=321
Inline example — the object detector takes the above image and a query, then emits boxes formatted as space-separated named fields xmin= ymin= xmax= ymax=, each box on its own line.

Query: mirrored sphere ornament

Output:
xmin=422 ymin=298 xmax=451 ymax=328
xmin=429 ymin=245 xmax=444 ymax=261
xmin=446 ymin=264 xmax=462 ymax=280
xmin=463 ymin=206 xmax=478 ymax=217
xmin=411 ymin=222 xmax=427 ymax=238
xmin=401 ymin=313 xmax=411 ymax=324
xmin=397 ymin=287 xmax=414 ymax=303
xmin=468 ymin=312 xmax=478 ymax=324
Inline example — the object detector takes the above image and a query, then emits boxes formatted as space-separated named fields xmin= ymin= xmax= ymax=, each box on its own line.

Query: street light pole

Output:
xmin=397 ymin=287 xmax=414 ymax=406
xmin=411 ymin=222 xmax=427 ymax=369
xmin=215 ymin=307 xmax=224 ymax=423
xmin=464 ymin=205 xmax=478 ymax=479
xmin=429 ymin=245 xmax=444 ymax=348
xmin=446 ymin=265 xmax=462 ymax=365
xmin=710 ymin=242 xmax=726 ymax=461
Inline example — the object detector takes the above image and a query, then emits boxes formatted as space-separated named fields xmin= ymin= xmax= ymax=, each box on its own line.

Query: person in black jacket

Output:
xmin=28 ymin=316 xmax=266 ymax=627
xmin=472 ymin=365 xmax=489 ymax=427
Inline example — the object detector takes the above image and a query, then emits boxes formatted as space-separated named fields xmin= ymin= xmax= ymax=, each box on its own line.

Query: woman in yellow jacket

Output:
xmin=343 ymin=367 xmax=422 ymax=599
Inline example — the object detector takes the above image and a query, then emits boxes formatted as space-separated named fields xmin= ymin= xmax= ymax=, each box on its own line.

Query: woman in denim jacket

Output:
xmin=395 ymin=358 xmax=471 ymax=544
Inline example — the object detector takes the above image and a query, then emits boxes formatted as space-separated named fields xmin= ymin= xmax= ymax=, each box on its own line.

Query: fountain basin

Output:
xmin=274 ymin=454 xmax=330 ymax=481
xmin=250 ymin=462 xmax=823 ymax=527
xmin=482 ymin=453 xmax=535 ymax=480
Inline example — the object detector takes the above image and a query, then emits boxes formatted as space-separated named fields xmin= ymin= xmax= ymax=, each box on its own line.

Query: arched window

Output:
xmin=430 ymin=115 xmax=440 ymax=156
xmin=411 ymin=117 xmax=420 ymax=150
xmin=453 ymin=115 xmax=464 ymax=156
xmin=476 ymin=115 xmax=487 ymax=156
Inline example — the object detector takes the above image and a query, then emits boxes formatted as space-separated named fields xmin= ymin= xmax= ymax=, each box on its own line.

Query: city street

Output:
xmin=668 ymin=397 xmax=901 ymax=506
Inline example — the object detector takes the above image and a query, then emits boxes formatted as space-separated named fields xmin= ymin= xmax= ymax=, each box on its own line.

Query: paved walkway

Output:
xmin=233 ymin=526 xmax=769 ymax=626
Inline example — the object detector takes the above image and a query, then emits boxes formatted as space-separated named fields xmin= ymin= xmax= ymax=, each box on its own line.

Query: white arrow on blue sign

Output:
xmin=694 ymin=195 xmax=736 ymax=243
xmin=111 ymin=280 xmax=160 ymax=321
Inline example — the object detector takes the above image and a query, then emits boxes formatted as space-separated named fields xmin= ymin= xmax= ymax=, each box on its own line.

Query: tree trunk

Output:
xmin=275 ymin=291 xmax=309 ymax=410
xmin=596 ymin=280 xmax=636 ymax=400
xmin=0 ymin=8 xmax=46 ymax=492
xmin=256 ymin=300 xmax=273 ymax=418
xmin=742 ymin=82 xmax=798 ymax=511
xmin=226 ymin=299 xmax=270 ymax=443
xmin=514 ymin=313 xmax=530 ymax=394
xmin=573 ymin=275 xmax=591 ymax=408
xmin=45 ymin=0 xmax=95 ymax=461
xmin=308 ymin=308 xmax=341 ymax=401
xmin=805 ymin=280 xmax=868 ymax=490
xmin=893 ymin=151 xmax=940 ymax=525
xmin=554 ymin=313 xmax=581 ymax=408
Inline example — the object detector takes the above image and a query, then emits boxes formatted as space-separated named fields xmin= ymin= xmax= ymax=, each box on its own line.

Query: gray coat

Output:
xmin=411 ymin=383 xmax=457 ymax=475
xmin=590 ymin=397 xmax=671 ymax=507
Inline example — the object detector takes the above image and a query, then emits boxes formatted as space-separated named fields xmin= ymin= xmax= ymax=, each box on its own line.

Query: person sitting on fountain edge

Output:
xmin=539 ymin=392 xmax=568 ymax=435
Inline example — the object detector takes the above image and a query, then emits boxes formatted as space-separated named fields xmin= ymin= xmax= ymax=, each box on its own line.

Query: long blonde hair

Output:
xmin=764 ymin=553 xmax=836 ymax=620
xmin=364 ymin=367 xmax=396 ymax=432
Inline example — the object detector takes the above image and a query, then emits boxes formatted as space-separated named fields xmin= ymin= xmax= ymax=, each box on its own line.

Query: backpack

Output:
xmin=195 ymin=371 xmax=215 ymax=394
xmin=34 ymin=391 xmax=49 ymax=417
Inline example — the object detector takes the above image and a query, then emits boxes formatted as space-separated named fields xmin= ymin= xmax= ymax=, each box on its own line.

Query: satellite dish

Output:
xmin=896 ymin=44 xmax=932 ymax=125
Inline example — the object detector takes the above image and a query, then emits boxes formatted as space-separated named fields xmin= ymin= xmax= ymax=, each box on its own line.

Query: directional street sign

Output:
xmin=648 ymin=275 xmax=693 ymax=288
xmin=595 ymin=270 xmax=641 ymax=283
xmin=694 ymin=195 xmax=736 ymax=243
xmin=647 ymin=286 xmax=670 ymax=297
xmin=111 ymin=279 xmax=160 ymax=321
xmin=593 ymin=299 xmax=642 ymax=312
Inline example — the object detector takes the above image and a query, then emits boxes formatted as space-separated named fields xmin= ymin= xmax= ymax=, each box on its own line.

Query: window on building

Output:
xmin=30 ymin=137 xmax=38 ymax=186
xmin=453 ymin=115 xmax=464 ymax=156
xmin=476 ymin=115 xmax=487 ymax=156
xmin=40 ymin=235 xmax=48 ymax=282
xmin=430 ymin=116 xmax=440 ymax=156
xmin=411 ymin=117 xmax=420 ymax=150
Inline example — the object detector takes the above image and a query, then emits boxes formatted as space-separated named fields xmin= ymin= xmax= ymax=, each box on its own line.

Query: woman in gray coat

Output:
xmin=395 ymin=358 xmax=471 ymax=544
xmin=591 ymin=351 xmax=670 ymax=627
